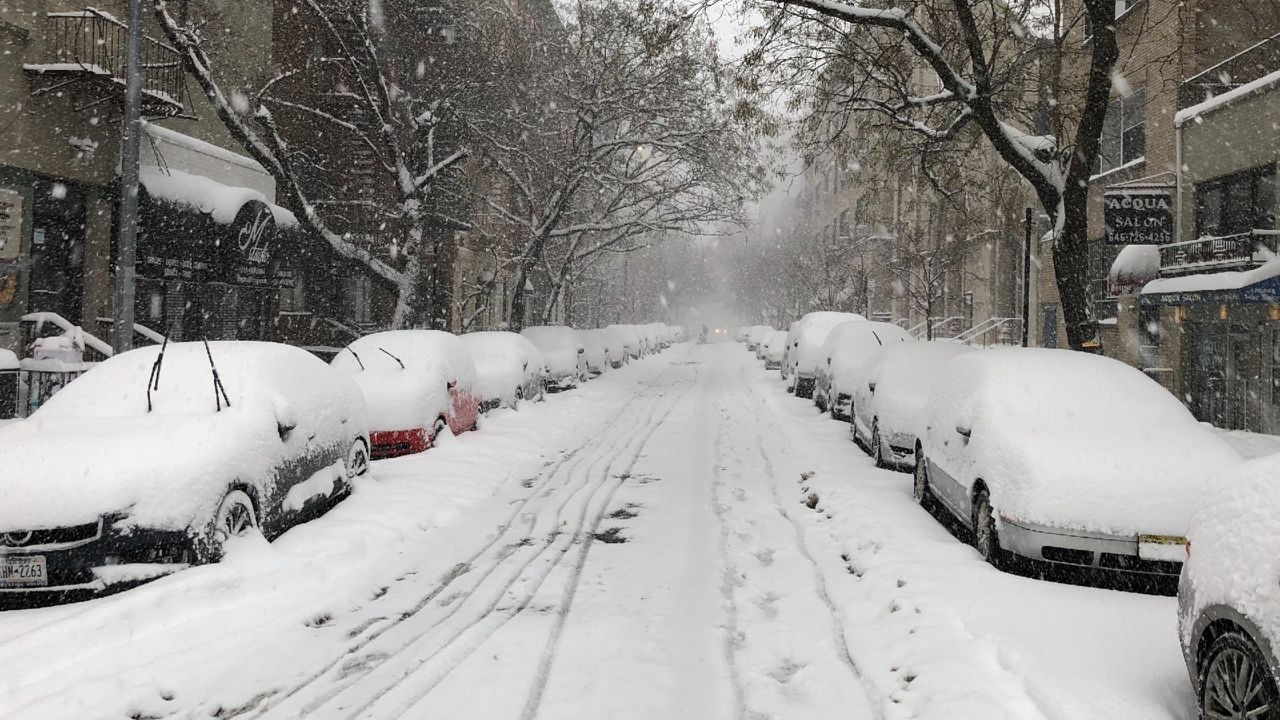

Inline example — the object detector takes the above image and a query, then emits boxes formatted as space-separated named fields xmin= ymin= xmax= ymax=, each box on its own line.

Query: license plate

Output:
xmin=1138 ymin=534 xmax=1187 ymax=562
xmin=0 ymin=555 xmax=48 ymax=587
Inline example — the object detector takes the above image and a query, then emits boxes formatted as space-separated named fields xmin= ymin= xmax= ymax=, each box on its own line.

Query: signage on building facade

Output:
xmin=1104 ymin=188 xmax=1174 ymax=245
xmin=139 ymin=196 xmax=293 ymax=289
xmin=0 ymin=187 xmax=23 ymax=261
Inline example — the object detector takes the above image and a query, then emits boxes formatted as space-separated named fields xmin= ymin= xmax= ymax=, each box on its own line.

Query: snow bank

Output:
xmin=459 ymin=331 xmax=544 ymax=408
xmin=331 ymin=330 xmax=476 ymax=432
xmin=924 ymin=348 xmax=1241 ymax=535
xmin=1 ymin=342 xmax=364 ymax=532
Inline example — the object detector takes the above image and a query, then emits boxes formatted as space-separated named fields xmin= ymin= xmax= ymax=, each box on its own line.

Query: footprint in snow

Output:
xmin=754 ymin=592 xmax=780 ymax=618
xmin=767 ymin=659 xmax=805 ymax=685
xmin=753 ymin=548 xmax=775 ymax=567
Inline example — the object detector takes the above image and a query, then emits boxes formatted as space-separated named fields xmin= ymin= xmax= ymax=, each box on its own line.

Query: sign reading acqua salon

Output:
xmin=1104 ymin=188 xmax=1174 ymax=245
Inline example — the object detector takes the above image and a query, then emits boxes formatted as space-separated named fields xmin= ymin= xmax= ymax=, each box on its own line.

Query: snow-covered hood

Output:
xmin=926 ymin=349 xmax=1242 ymax=536
xmin=0 ymin=409 xmax=285 ymax=532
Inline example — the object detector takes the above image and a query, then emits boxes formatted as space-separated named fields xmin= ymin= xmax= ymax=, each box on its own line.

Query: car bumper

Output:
xmin=999 ymin=517 xmax=1183 ymax=577
xmin=369 ymin=428 xmax=428 ymax=459
xmin=0 ymin=521 xmax=193 ymax=605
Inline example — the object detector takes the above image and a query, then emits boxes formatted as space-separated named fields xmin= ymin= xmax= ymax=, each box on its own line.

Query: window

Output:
xmin=1096 ymin=87 xmax=1145 ymax=174
xmin=1084 ymin=1 xmax=1143 ymax=38
xmin=1195 ymin=164 xmax=1278 ymax=238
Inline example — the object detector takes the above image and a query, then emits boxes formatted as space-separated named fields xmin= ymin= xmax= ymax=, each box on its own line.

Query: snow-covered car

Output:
xmin=746 ymin=325 xmax=771 ymax=352
xmin=854 ymin=341 xmax=971 ymax=470
xmin=813 ymin=320 xmax=911 ymax=420
xmin=580 ymin=329 xmax=613 ymax=376
xmin=0 ymin=341 xmax=369 ymax=602
xmin=459 ymin=331 xmax=547 ymax=412
xmin=607 ymin=324 xmax=643 ymax=359
xmin=521 ymin=326 xmax=588 ymax=390
xmin=600 ymin=328 xmax=628 ymax=368
xmin=785 ymin=311 xmax=866 ymax=398
xmin=332 ymin=330 xmax=479 ymax=460
xmin=761 ymin=330 xmax=788 ymax=370
xmin=916 ymin=348 xmax=1241 ymax=578
xmin=735 ymin=326 xmax=751 ymax=342
xmin=779 ymin=320 xmax=801 ymax=383
xmin=1179 ymin=454 xmax=1280 ymax=719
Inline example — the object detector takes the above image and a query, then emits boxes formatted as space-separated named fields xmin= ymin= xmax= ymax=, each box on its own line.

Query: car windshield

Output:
xmin=2 ymin=2 xmax=1276 ymax=719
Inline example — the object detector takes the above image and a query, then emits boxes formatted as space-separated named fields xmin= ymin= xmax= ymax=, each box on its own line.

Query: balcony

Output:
xmin=1157 ymin=230 xmax=1280 ymax=277
xmin=23 ymin=8 xmax=185 ymax=118
xmin=1179 ymin=32 xmax=1280 ymax=110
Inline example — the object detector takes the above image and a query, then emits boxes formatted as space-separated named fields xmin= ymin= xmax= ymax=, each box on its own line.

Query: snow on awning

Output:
xmin=1108 ymin=245 xmax=1160 ymax=296
xmin=1176 ymin=67 xmax=1280 ymax=127
xmin=1140 ymin=259 xmax=1280 ymax=306
xmin=138 ymin=167 xmax=298 ymax=229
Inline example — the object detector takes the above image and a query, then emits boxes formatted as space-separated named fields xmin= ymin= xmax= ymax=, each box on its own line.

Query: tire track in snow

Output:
xmin=708 ymin=393 xmax=752 ymax=720
xmin=733 ymin=359 xmax=887 ymax=720
xmin=255 ymin=362 xmax=696 ymax=720
xmin=245 ymin=365 xmax=689 ymax=720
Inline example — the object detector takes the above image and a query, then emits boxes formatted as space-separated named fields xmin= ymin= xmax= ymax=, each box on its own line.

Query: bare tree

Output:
xmin=744 ymin=0 xmax=1126 ymax=350
xmin=153 ymin=0 xmax=472 ymax=327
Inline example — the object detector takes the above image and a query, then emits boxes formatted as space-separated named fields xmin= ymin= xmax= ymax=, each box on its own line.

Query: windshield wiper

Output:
xmin=204 ymin=340 xmax=232 ymax=411
xmin=146 ymin=335 xmax=170 ymax=413
xmin=379 ymin=347 xmax=405 ymax=369
xmin=343 ymin=345 xmax=365 ymax=370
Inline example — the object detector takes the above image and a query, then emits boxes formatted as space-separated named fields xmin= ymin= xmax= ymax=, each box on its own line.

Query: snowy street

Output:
xmin=0 ymin=342 xmax=1193 ymax=720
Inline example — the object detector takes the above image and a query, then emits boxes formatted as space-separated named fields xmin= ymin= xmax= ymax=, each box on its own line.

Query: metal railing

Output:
xmin=1180 ymin=32 xmax=1280 ymax=110
xmin=33 ymin=8 xmax=185 ymax=112
xmin=949 ymin=317 xmax=1024 ymax=347
xmin=1157 ymin=229 xmax=1279 ymax=277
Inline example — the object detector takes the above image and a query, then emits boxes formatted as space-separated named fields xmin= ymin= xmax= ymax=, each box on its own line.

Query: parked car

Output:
xmin=0 ymin=341 xmax=369 ymax=603
xmin=746 ymin=325 xmax=771 ymax=352
xmin=779 ymin=320 xmax=801 ymax=384
xmin=522 ymin=326 xmax=588 ymax=390
xmin=785 ymin=311 xmax=866 ymax=398
xmin=607 ymin=324 xmax=644 ymax=359
xmin=600 ymin=328 xmax=628 ymax=368
xmin=761 ymin=330 xmax=788 ymax=370
xmin=1179 ymin=454 xmax=1280 ymax=719
xmin=814 ymin=320 xmax=910 ymax=420
xmin=915 ymin=348 xmax=1240 ymax=579
xmin=332 ymin=330 xmax=479 ymax=460
xmin=853 ymin=341 xmax=971 ymax=470
xmin=580 ymin=329 xmax=613 ymax=376
xmin=459 ymin=331 xmax=547 ymax=412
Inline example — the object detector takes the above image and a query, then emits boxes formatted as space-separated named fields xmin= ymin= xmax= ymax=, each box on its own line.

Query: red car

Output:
xmin=331 ymin=330 xmax=480 ymax=459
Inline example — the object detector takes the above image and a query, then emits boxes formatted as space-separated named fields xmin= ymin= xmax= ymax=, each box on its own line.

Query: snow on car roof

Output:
xmin=460 ymin=331 xmax=543 ymax=404
xmin=332 ymin=330 xmax=477 ymax=431
xmin=866 ymin=341 xmax=971 ymax=441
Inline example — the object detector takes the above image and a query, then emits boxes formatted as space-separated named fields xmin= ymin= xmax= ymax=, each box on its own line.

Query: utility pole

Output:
xmin=1021 ymin=207 xmax=1032 ymax=348
xmin=112 ymin=0 xmax=144 ymax=355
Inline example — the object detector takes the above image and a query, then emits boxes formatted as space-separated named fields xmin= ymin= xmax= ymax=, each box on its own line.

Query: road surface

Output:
xmin=0 ymin=343 xmax=1194 ymax=720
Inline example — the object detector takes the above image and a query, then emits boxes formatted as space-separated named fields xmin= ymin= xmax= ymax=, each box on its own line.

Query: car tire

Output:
xmin=346 ymin=439 xmax=370 ymax=479
xmin=1198 ymin=630 xmax=1279 ymax=720
xmin=431 ymin=416 xmax=448 ymax=446
xmin=198 ymin=489 xmax=259 ymax=563
xmin=515 ymin=386 xmax=524 ymax=408
xmin=972 ymin=488 xmax=1002 ymax=569
xmin=912 ymin=449 xmax=933 ymax=509
xmin=871 ymin=420 xmax=886 ymax=469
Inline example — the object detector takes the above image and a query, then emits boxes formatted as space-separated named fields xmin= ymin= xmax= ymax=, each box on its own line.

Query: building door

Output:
xmin=29 ymin=180 xmax=85 ymax=322
xmin=1040 ymin=305 xmax=1057 ymax=348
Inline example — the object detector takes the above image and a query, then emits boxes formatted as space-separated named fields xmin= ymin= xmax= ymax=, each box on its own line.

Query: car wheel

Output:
xmin=515 ymin=386 xmax=524 ymax=408
xmin=346 ymin=439 xmax=370 ymax=478
xmin=871 ymin=420 xmax=886 ymax=469
xmin=1199 ymin=630 xmax=1278 ymax=720
xmin=199 ymin=489 xmax=259 ymax=562
xmin=431 ymin=416 xmax=449 ymax=445
xmin=912 ymin=449 xmax=933 ymax=508
xmin=972 ymin=488 xmax=1001 ymax=568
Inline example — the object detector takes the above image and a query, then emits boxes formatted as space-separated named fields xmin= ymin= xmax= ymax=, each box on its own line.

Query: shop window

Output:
xmin=1096 ymin=88 xmax=1145 ymax=174
xmin=1195 ymin=164 xmax=1278 ymax=238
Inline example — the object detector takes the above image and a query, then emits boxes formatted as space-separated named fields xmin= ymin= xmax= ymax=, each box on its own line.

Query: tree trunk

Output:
xmin=1052 ymin=191 xmax=1096 ymax=351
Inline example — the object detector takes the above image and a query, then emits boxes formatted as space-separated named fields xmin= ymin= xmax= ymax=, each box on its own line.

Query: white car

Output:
xmin=746 ymin=325 xmax=771 ymax=352
xmin=0 ymin=341 xmax=369 ymax=602
xmin=779 ymin=320 xmax=801 ymax=383
xmin=599 ymin=328 xmax=628 ymax=368
xmin=1179 ymin=454 xmax=1280 ymax=718
xmin=761 ymin=330 xmax=788 ymax=370
xmin=521 ymin=326 xmax=588 ymax=390
xmin=916 ymin=348 xmax=1241 ymax=578
xmin=459 ymin=331 xmax=547 ymax=411
xmin=854 ymin=341 xmax=971 ymax=470
xmin=785 ymin=311 xmax=866 ymax=398
xmin=332 ymin=330 xmax=480 ymax=459
xmin=813 ymin=320 xmax=910 ymax=420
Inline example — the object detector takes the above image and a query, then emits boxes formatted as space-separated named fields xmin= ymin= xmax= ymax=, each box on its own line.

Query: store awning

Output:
xmin=1139 ymin=260 xmax=1280 ymax=306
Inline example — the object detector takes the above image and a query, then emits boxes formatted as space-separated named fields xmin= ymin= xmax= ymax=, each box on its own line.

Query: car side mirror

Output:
xmin=868 ymin=381 xmax=876 ymax=393
xmin=447 ymin=379 xmax=457 ymax=390
xmin=277 ymin=420 xmax=297 ymax=442
xmin=955 ymin=424 xmax=972 ymax=442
